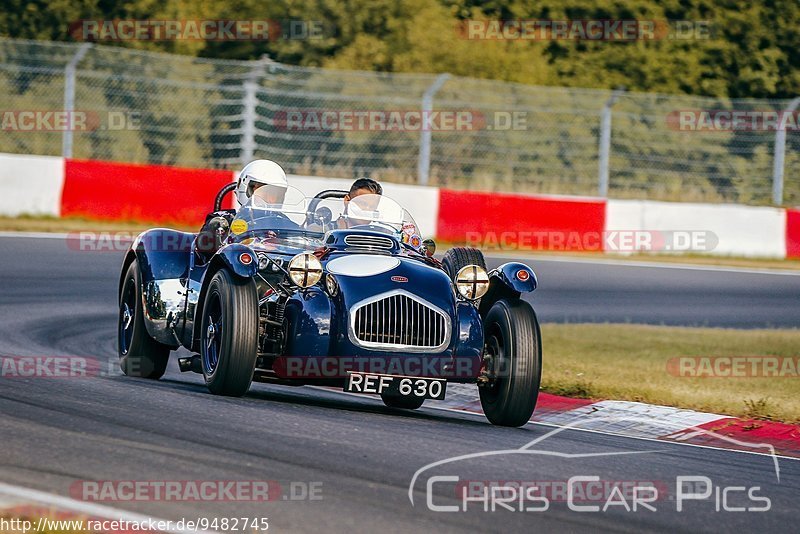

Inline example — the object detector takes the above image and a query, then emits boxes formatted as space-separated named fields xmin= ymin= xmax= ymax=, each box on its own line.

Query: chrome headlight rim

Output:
xmin=256 ymin=252 xmax=284 ymax=272
xmin=256 ymin=252 xmax=270 ymax=271
xmin=455 ymin=264 xmax=490 ymax=300
xmin=288 ymin=252 xmax=323 ymax=288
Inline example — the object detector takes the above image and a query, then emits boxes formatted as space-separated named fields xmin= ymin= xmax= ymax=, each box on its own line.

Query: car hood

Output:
xmin=324 ymin=253 xmax=456 ymax=313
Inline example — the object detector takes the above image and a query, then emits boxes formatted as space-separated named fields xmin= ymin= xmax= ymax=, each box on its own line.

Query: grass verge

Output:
xmin=542 ymin=323 xmax=800 ymax=424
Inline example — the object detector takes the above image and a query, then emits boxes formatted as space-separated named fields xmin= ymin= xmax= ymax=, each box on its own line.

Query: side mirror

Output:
xmin=421 ymin=238 xmax=436 ymax=257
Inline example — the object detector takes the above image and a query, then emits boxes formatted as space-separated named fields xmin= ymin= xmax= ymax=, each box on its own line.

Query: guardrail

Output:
xmin=1 ymin=153 xmax=797 ymax=259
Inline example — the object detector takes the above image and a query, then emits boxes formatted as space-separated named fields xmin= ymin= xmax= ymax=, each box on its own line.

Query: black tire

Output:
xmin=118 ymin=259 xmax=171 ymax=379
xmin=381 ymin=393 xmax=425 ymax=410
xmin=442 ymin=247 xmax=486 ymax=281
xmin=479 ymin=299 xmax=542 ymax=427
xmin=200 ymin=269 xmax=258 ymax=396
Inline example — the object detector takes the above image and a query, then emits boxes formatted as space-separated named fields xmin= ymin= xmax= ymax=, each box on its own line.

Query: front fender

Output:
xmin=215 ymin=243 xmax=259 ymax=278
xmin=478 ymin=262 xmax=537 ymax=319
xmin=491 ymin=262 xmax=538 ymax=293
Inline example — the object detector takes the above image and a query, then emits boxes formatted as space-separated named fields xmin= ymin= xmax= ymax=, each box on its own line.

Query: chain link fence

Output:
xmin=1 ymin=37 xmax=797 ymax=205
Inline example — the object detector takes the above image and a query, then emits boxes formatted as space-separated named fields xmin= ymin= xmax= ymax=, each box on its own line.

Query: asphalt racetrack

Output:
xmin=1 ymin=234 xmax=798 ymax=532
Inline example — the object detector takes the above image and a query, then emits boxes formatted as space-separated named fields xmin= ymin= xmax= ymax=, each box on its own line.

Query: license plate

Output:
xmin=344 ymin=372 xmax=447 ymax=400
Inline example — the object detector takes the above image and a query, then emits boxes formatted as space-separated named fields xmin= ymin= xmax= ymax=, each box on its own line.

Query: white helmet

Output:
xmin=236 ymin=160 xmax=288 ymax=205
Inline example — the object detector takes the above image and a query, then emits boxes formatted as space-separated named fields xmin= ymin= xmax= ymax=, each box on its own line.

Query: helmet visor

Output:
xmin=250 ymin=182 xmax=288 ymax=205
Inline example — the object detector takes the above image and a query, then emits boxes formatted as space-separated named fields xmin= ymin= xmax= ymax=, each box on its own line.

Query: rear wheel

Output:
xmin=118 ymin=259 xmax=171 ymax=379
xmin=479 ymin=299 xmax=542 ymax=427
xmin=381 ymin=393 xmax=425 ymax=410
xmin=442 ymin=247 xmax=486 ymax=280
xmin=200 ymin=269 xmax=258 ymax=396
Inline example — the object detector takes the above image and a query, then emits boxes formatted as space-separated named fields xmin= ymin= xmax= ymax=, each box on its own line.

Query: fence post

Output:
xmin=241 ymin=56 xmax=271 ymax=167
xmin=418 ymin=73 xmax=451 ymax=186
xmin=62 ymin=43 xmax=92 ymax=158
xmin=772 ymin=96 xmax=800 ymax=205
xmin=241 ymin=82 xmax=257 ymax=166
xmin=598 ymin=87 xmax=625 ymax=197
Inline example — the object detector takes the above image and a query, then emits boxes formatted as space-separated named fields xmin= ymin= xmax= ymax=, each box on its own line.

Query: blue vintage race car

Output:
xmin=118 ymin=183 xmax=542 ymax=426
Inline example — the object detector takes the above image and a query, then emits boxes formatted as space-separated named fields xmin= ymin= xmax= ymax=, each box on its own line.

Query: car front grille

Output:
xmin=351 ymin=292 xmax=449 ymax=351
xmin=343 ymin=234 xmax=395 ymax=251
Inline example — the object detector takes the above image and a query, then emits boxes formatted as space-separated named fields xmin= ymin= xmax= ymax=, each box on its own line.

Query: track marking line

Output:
xmin=314 ymin=386 xmax=800 ymax=462
xmin=0 ymin=231 xmax=70 ymax=239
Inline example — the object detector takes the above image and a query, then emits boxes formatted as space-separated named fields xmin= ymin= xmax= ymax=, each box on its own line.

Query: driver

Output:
xmin=337 ymin=178 xmax=383 ymax=229
xmin=197 ymin=160 xmax=290 ymax=260
xmin=235 ymin=159 xmax=289 ymax=206
xmin=345 ymin=178 xmax=382 ymax=201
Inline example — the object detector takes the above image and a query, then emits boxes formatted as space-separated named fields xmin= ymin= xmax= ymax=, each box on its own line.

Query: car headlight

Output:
xmin=288 ymin=252 xmax=323 ymax=288
xmin=257 ymin=252 xmax=270 ymax=271
xmin=455 ymin=265 xmax=490 ymax=300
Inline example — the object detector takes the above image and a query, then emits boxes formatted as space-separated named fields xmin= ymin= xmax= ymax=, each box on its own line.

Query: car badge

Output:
xmin=391 ymin=275 xmax=408 ymax=283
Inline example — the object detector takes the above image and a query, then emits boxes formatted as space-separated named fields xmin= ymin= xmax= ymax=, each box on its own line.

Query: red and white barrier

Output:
xmin=605 ymin=199 xmax=787 ymax=258
xmin=0 ymin=153 xmax=65 ymax=217
xmin=436 ymin=189 xmax=606 ymax=251
xmin=787 ymin=209 xmax=800 ymax=259
xmin=61 ymin=159 xmax=234 ymax=224
xmin=1 ymin=153 xmax=798 ymax=259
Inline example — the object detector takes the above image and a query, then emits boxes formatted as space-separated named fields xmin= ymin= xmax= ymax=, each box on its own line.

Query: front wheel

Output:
xmin=479 ymin=299 xmax=542 ymax=427
xmin=200 ymin=269 xmax=259 ymax=396
xmin=381 ymin=393 xmax=425 ymax=410
xmin=118 ymin=259 xmax=171 ymax=379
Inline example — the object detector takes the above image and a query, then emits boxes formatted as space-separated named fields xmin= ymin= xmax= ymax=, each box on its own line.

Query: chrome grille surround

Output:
xmin=343 ymin=234 xmax=395 ymax=251
xmin=348 ymin=290 xmax=451 ymax=353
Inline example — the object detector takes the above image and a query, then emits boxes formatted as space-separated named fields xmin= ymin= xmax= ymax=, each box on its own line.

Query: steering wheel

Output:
xmin=305 ymin=189 xmax=348 ymax=227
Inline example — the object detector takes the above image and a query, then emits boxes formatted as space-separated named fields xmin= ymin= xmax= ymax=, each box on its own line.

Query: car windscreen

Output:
xmin=230 ymin=185 xmax=317 ymax=239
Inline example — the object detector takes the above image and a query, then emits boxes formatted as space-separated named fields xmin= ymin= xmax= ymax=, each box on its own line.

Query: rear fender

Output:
xmin=119 ymin=229 xmax=195 ymax=347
